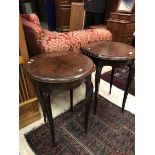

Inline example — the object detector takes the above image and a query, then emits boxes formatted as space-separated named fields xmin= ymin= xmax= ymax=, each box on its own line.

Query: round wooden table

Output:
xmin=25 ymin=52 xmax=94 ymax=146
xmin=82 ymin=41 xmax=135 ymax=113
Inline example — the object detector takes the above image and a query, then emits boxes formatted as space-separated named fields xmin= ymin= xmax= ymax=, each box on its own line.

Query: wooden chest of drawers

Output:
xmin=107 ymin=12 xmax=135 ymax=45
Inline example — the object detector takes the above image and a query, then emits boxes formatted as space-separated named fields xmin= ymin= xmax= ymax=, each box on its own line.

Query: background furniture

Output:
xmin=55 ymin=0 xmax=121 ymax=32
xmin=19 ymin=15 xmax=41 ymax=129
xmin=82 ymin=41 xmax=135 ymax=113
xmin=20 ymin=0 xmax=129 ymax=32
xmin=103 ymin=0 xmax=119 ymax=23
xmin=106 ymin=0 xmax=135 ymax=44
xmin=21 ymin=14 xmax=112 ymax=57
xmin=69 ymin=2 xmax=85 ymax=31
xmin=107 ymin=12 xmax=135 ymax=44
xmin=55 ymin=0 xmax=83 ymax=32
xmin=25 ymin=52 xmax=94 ymax=146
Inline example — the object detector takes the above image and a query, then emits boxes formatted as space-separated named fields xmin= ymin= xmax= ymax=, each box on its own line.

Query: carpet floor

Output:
xmin=25 ymin=95 xmax=135 ymax=155
xmin=101 ymin=66 xmax=135 ymax=96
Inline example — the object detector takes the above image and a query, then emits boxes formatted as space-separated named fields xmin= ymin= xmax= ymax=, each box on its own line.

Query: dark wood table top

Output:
xmin=25 ymin=53 xmax=94 ymax=83
xmin=82 ymin=41 xmax=135 ymax=61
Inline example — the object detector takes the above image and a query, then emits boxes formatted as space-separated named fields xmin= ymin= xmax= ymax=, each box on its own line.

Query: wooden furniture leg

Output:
xmin=84 ymin=75 xmax=93 ymax=133
xmin=35 ymin=83 xmax=56 ymax=146
xmin=70 ymin=90 xmax=73 ymax=112
xmin=42 ymin=86 xmax=56 ymax=146
xmin=94 ymin=64 xmax=103 ymax=114
xmin=122 ymin=63 xmax=135 ymax=112
xmin=35 ymin=84 xmax=47 ymax=123
xmin=109 ymin=66 xmax=115 ymax=94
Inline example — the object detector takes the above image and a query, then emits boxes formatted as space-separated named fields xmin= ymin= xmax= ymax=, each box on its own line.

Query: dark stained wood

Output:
xmin=122 ymin=62 xmax=135 ymax=112
xmin=83 ymin=41 xmax=135 ymax=61
xmin=106 ymin=12 xmax=135 ymax=44
xmin=109 ymin=66 xmax=115 ymax=94
xmin=25 ymin=52 xmax=94 ymax=83
xmin=104 ymin=0 xmax=119 ymax=23
xmin=82 ymin=41 xmax=135 ymax=113
xmin=55 ymin=0 xmax=82 ymax=32
xmin=70 ymin=90 xmax=73 ymax=112
xmin=25 ymin=52 xmax=94 ymax=145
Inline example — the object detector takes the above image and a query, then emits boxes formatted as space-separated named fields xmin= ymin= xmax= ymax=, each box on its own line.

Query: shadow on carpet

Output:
xmin=25 ymin=95 xmax=135 ymax=155
xmin=101 ymin=66 xmax=135 ymax=96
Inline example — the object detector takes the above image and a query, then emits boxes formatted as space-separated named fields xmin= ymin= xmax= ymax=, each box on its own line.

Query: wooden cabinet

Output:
xmin=104 ymin=0 xmax=119 ymax=23
xmin=55 ymin=0 xmax=82 ymax=32
xmin=69 ymin=2 xmax=85 ymax=31
xmin=19 ymin=16 xmax=41 ymax=129
xmin=107 ymin=12 xmax=135 ymax=44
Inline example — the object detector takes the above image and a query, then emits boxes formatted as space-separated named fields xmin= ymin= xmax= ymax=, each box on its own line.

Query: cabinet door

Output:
xmin=69 ymin=2 xmax=85 ymax=31
xmin=104 ymin=0 xmax=119 ymax=23
xmin=55 ymin=0 xmax=82 ymax=32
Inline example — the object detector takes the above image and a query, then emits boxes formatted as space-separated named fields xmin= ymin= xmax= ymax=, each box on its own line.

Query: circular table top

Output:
xmin=82 ymin=41 xmax=135 ymax=61
xmin=25 ymin=52 xmax=94 ymax=83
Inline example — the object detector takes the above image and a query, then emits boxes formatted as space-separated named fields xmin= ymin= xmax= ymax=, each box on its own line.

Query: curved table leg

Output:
xmin=109 ymin=66 xmax=115 ymax=94
xmin=35 ymin=84 xmax=47 ymax=123
xmin=122 ymin=63 xmax=135 ymax=112
xmin=70 ymin=90 xmax=73 ymax=112
xmin=94 ymin=65 xmax=103 ymax=114
xmin=42 ymin=86 xmax=56 ymax=146
xmin=35 ymin=83 xmax=56 ymax=146
xmin=85 ymin=75 xmax=93 ymax=133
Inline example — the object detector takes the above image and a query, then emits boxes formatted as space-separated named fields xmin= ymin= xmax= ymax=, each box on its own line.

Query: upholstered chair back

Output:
xmin=21 ymin=14 xmax=45 ymax=56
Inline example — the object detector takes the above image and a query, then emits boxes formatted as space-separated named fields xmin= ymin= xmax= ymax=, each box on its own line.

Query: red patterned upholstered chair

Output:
xmin=21 ymin=14 xmax=112 ymax=57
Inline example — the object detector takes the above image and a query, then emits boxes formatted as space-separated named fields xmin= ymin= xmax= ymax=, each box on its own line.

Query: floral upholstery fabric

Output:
xmin=21 ymin=14 xmax=41 ymax=26
xmin=21 ymin=17 xmax=45 ymax=56
xmin=66 ymin=29 xmax=112 ymax=53
xmin=40 ymin=30 xmax=73 ymax=53
xmin=21 ymin=14 xmax=112 ymax=56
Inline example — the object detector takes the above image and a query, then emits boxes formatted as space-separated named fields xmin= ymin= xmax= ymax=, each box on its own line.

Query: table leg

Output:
xmin=109 ymin=67 xmax=115 ymax=94
xmin=85 ymin=75 xmax=93 ymax=133
xmin=35 ymin=83 xmax=56 ymax=146
xmin=70 ymin=90 xmax=73 ymax=112
xmin=122 ymin=63 xmax=135 ymax=112
xmin=35 ymin=84 xmax=47 ymax=123
xmin=94 ymin=65 xmax=102 ymax=114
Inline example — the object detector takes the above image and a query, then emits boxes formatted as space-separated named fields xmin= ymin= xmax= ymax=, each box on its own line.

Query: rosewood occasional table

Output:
xmin=82 ymin=41 xmax=135 ymax=113
xmin=25 ymin=52 xmax=94 ymax=146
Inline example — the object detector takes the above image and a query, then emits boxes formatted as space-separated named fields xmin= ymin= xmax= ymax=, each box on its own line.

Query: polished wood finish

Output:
xmin=82 ymin=41 xmax=135 ymax=113
xmin=83 ymin=41 xmax=134 ymax=60
xmin=25 ymin=52 xmax=94 ymax=146
xmin=69 ymin=2 xmax=85 ymax=31
xmin=107 ymin=12 xmax=135 ymax=44
xmin=26 ymin=53 xmax=94 ymax=83
xmin=104 ymin=0 xmax=119 ymax=23
xmin=110 ymin=12 xmax=135 ymax=21
xmin=19 ymin=15 xmax=41 ymax=129
xmin=55 ymin=0 xmax=82 ymax=32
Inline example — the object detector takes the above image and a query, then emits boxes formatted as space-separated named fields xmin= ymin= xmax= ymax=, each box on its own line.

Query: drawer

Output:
xmin=124 ymin=23 xmax=135 ymax=34
xmin=107 ymin=21 xmax=122 ymax=32
xmin=121 ymin=35 xmax=134 ymax=44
